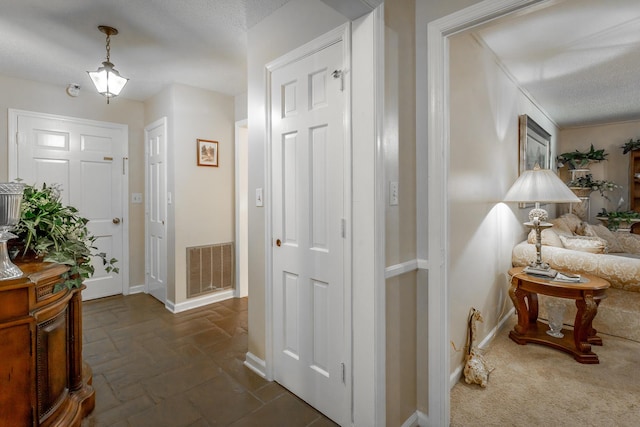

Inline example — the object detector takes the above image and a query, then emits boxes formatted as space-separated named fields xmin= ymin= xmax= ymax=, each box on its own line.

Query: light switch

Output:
xmin=131 ymin=193 xmax=143 ymax=204
xmin=390 ymin=181 xmax=399 ymax=206
xmin=256 ymin=188 xmax=264 ymax=207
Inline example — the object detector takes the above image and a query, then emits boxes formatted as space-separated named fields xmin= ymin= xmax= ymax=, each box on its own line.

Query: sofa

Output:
xmin=512 ymin=213 xmax=640 ymax=342
xmin=512 ymin=213 xmax=640 ymax=293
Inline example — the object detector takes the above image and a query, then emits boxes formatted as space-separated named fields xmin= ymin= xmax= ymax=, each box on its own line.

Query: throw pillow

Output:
xmin=550 ymin=217 xmax=573 ymax=236
xmin=588 ymin=223 xmax=624 ymax=253
xmin=558 ymin=235 xmax=607 ymax=254
xmin=559 ymin=213 xmax=583 ymax=233
xmin=527 ymin=228 xmax=563 ymax=247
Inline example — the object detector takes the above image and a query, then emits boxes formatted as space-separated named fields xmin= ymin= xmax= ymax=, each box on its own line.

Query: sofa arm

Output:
xmin=615 ymin=233 xmax=640 ymax=254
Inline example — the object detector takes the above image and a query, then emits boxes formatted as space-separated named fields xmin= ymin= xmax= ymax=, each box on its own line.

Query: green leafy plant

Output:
xmin=597 ymin=208 xmax=640 ymax=231
xmin=621 ymin=138 xmax=640 ymax=154
xmin=567 ymin=174 xmax=618 ymax=199
xmin=13 ymin=183 xmax=118 ymax=290
xmin=556 ymin=144 xmax=608 ymax=169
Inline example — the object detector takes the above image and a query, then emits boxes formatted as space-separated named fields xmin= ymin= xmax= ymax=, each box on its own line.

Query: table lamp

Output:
xmin=504 ymin=165 xmax=580 ymax=277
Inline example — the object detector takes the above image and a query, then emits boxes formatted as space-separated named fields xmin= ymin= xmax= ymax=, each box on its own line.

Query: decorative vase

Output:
xmin=0 ymin=183 xmax=25 ymax=280
xmin=545 ymin=297 xmax=565 ymax=338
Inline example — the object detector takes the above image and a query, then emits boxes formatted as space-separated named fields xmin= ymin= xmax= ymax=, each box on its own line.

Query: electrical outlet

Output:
xmin=131 ymin=193 xmax=143 ymax=204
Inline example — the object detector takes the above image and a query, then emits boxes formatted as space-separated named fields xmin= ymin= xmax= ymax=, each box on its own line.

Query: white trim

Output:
xmin=400 ymin=411 xmax=420 ymax=427
xmin=417 ymin=0 xmax=545 ymax=425
xmin=8 ymin=108 xmax=130 ymax=298
xmin=417 ymin=258 xmax=429 ymax=271
xmin=244 ymin=352 xmax=268 ymax=378
xmin=165 ymin=289 xmax=234 ymax=314
xmin=264 ymin=23 xmax=353 ymax=418
xmin=234 ymin=119 xmax=249 ymax=298
xmin=128 ymin=284 xmax=146 ymax=294
xmin=384 ymin=260 xmax=418 ymax=279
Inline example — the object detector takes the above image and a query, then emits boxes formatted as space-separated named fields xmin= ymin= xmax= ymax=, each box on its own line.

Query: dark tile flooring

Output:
xmin=81 ymin=293 xmax=337 ymax=427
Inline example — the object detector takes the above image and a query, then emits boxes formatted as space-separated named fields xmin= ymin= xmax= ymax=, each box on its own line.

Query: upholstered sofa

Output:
xmin=512 ymin=213 xmax=640 ymax=293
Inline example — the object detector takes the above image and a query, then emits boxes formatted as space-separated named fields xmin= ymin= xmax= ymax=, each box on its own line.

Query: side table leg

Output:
xmin=509 ymin=277 xmax=529 ymax=336
xmin=575 ymin=293 xmax=598 ymax=354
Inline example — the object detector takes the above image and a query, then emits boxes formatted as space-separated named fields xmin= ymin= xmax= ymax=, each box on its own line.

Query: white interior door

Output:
xmin=10 ymin=110 xmax=127 ymax=300
xmin=145 ymin=118 xmax=167 ymax=304
xmin=271 ymin=38 xmax=349 ymax=425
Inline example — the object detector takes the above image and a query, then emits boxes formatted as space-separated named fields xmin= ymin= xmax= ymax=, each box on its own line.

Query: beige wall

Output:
xmin=246 ymin=0 xmax=347 ymax=361
xmin=448 ymin=33 xmax=559 ymax=372
xmin=145 ymin=83 xmax=234 ymax=305
xmin=0 ymin=73 xmax=146 ymax=289
xmin=558 ymin=120 xmax=640 ymax=223
xmin=384 ymin=1 xmax=417 ymax=426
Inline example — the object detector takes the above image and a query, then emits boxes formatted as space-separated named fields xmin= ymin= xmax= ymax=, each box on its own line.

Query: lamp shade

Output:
xmin=504 ymin=166 xmax=580 ymax=204
xmin=87 ymin=61 xmax=128 ymax=98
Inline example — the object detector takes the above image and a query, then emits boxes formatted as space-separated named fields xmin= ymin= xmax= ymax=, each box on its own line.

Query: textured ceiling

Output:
xmin=474 ymin=0 xmax=640 ymax=128
xmin=0 ymin=0 xmax=291 ymax=101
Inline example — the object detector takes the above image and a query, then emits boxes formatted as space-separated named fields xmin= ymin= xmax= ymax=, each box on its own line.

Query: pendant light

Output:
xmin=87 ymin=26 xmax=128 ymax=104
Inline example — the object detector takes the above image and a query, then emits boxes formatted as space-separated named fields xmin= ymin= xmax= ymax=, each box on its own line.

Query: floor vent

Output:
xmin=187 ymin=242 xmax=234 ymax=298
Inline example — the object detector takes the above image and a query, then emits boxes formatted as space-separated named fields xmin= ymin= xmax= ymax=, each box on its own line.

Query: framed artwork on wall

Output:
xmin=197 ymin=139 xmax=219 ymax=167
xmin=518 ymin=114 xmax=551 ymax=175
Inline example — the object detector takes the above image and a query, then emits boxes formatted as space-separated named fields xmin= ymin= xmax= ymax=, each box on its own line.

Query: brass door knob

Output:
xmin=113 ymin=218 xmax=121 ymax=224
xmin=276 ymin=239 xmax=281 ymax=247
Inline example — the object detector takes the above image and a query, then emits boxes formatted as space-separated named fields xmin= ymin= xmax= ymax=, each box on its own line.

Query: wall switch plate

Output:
xmin=390 ymin=181 xmax=399 ymax=206
xmin=256 ymin=188 xmax=264 ymax=207
xmin=131 ymin=193 xmax=143 ymax=204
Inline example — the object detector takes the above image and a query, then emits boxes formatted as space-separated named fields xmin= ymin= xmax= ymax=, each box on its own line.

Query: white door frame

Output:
xmin=417 ymin=0 xmax=545 ymax=424
xmin=235 ymin=119 xmax=248 ymax=298
xmin=264 ymin=22 xmax=353 ymax=413
xmin=144 ymin=116 xmax=168 ymax=301
xmin=7 ymin=108 xmax=130 ymax=295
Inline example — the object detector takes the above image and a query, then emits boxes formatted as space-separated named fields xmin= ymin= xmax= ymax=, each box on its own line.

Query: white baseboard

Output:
xmin=128 ymin=284 xmax=145 ymax=294
xmin=401 ymin=410 xmax=427 ymax=427
xmin=165 ymin=289 xmax=234 ymax=313
xmin=450 ymin=307 xmax=515 ymax=389
xmin=244 ymin=352 xmax=267 ymax=378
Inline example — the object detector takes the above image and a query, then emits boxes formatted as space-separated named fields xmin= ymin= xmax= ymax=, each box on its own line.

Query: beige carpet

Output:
xmin=450 ymin=316 xmax=640 ymax=427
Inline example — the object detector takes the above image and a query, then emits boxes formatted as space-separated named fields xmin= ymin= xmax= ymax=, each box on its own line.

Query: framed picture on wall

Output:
xmin=197 ymin=139 xmax=219 ymax=167
xmin=518 ymin=114 xmax=551 ymax=174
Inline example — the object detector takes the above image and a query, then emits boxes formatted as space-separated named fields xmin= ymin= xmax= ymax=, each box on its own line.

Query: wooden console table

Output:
xmin=0 ymin=256 xmax=94 ymax=426
xmin=508 ymin=267 xmax=610 ymax=364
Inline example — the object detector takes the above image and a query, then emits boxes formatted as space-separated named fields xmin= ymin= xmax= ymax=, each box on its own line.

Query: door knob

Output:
xmin=112 ymin=217 xmax=121 ymax=224
xmin=276 ymin=239 xmax=281 ymax=247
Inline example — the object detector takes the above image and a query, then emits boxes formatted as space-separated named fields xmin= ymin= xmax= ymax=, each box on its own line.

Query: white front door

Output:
xmin=10 ymin=110 xmax=127 ymax=300
xmin=145 ymin=118 xmax=167 ymax=304
xmin=270 ymin=33 xmax=349 ymax=425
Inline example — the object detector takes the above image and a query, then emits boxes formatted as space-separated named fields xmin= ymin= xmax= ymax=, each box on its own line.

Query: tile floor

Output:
xmin=81 ymin=293 xmax=337 ymax=427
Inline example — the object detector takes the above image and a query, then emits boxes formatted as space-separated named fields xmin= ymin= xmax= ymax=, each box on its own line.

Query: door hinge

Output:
xmin=332 ymin=69 xmax=344 ymax=91
xmin=122 ymin=157 xmax=129 ymax=175
xmin=341 ymin=218 xmax=346 ymax=238
xmin=341 ymin=362 xmax=345 ymax=384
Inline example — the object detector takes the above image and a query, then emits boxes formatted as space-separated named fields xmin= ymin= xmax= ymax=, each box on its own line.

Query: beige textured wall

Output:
xmin=384 ymin=1 xmax=417 ymax=426
xmin=558 ymin=120 xmax=640 ymax=223
xmin=448 ymin=33 xmax=559 ymax=373
xmin=0 ymin=73 xmax=146 ymax=289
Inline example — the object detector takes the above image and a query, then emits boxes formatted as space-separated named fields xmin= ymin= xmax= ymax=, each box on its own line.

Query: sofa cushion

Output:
xmin=559 ymin=213 xmax=583 ymax=233
xmin=558 ymin=235 xmax=607 ymax=254
xmin=586 ymin=223 xmax=624 ymax=253
xmin=550 ymin=217 xmax=573 ymax=236
xmin=527 ymin=228 xmax=563 ymax=247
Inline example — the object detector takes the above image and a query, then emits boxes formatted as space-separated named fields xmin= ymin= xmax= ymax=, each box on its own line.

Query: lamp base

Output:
xmin=524 ymin=265 xmax=557 ymax=278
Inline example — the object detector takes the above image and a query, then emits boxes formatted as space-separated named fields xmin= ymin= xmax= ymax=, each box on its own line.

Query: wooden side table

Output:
xmin=508 ymin=267 xmax=610 ymax=364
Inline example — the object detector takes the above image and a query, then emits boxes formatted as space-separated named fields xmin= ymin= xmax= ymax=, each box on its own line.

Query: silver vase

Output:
xmin=0 ymin=183 xmax=25 ymax=280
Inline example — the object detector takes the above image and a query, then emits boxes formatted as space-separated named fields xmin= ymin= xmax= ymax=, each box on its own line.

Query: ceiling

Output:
xmin=474 ymin=0 xmax=640 ymax=128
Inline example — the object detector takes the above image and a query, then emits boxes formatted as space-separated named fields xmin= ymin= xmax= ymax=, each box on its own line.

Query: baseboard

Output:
xmin=450 ymin=307 xmax=515 ymax=389
xmin=165 ymin=289 xmax=234 ymax=313
xmin=401 ymin=410 xmax=428 ymax=427
xmin=127 ymin=284 xmax=145 ymax=294
xmin=244 ymin=352 xmax=267 ymax=378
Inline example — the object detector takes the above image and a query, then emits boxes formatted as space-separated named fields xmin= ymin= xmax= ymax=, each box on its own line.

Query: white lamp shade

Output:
xmin=504 ymin=166 xmax=580 ymax=204
xmin=87 ymin=61 xmax=128 ymax=98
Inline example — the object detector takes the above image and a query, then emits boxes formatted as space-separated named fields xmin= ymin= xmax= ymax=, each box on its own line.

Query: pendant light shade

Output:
xmin=87 ymin=26 xmax=128 ymax=103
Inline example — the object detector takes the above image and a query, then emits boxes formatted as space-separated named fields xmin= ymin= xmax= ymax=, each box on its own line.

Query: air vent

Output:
xmin=187 ymin=242 xmax=234 ymax=298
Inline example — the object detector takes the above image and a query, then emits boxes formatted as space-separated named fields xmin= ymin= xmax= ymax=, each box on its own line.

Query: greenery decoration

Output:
xmin=556 ymin=144 xmax=608 ymax=169
xmin=13 ymin=183 xmax=118 ymax=290
xmin=567 ymin=174 xmax=618 ymax=200
xmin=621 ymin=138 xmax=640 ymax=154
xmin=597 ymin=208 xmax=640 ymax=231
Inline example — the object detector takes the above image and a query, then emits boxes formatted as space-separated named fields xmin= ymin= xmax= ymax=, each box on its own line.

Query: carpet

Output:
xmin=450 ymin=316 xmax=640 ymax=426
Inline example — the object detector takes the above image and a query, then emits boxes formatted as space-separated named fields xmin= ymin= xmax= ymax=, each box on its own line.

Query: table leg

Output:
xmin=509 ymin=277 xmax=530 ymax=335
xmin=574 ymin=292 xmax=598 ymax=353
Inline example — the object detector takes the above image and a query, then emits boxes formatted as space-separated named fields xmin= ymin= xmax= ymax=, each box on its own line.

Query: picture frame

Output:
xmin=197 ymin=139 xmax=218 ymax=167
xmin=518 ymin=114 xmax=551 ymax=174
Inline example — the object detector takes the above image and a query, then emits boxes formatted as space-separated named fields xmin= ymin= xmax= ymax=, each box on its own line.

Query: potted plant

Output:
xmin=567 ymin=174 xmax=619 ymax=199
xmin=596 ymin=208 xmax=640 ymax=231
xmin=622 ymin=138 xmax=640 ymax=154
xmin=12 ymin=183 xmax=118 ymax=290
xmin=557 ymin=144 xmax=608 ymax=169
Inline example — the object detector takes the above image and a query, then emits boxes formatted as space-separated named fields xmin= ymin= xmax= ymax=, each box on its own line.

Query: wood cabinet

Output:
xmin=0 ymin=256 xmax=94 ymax=426
xmin=630 ymin=151 xmax=640 ymax=212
